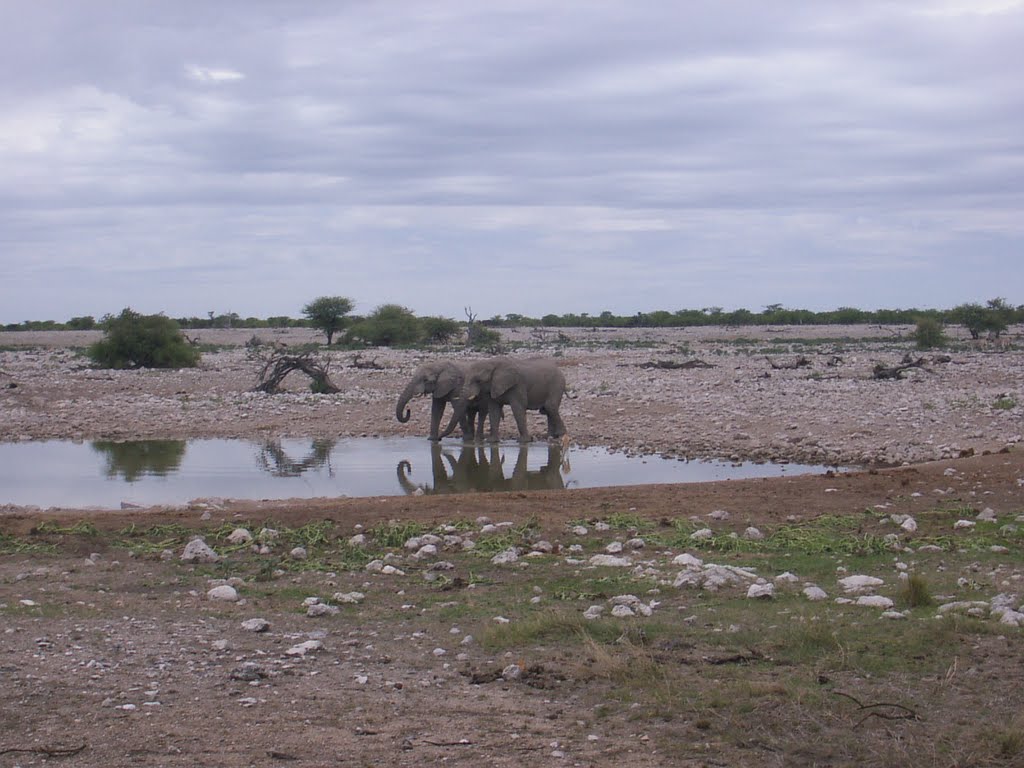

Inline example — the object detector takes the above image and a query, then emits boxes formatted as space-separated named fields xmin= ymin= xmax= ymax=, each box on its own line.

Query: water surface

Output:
xmin=0 ymin=438 xmax=837 ymax=509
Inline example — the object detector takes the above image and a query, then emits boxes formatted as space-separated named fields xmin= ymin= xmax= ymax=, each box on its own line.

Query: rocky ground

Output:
xmin=1 ymin=326 xmax=1023 ymax=767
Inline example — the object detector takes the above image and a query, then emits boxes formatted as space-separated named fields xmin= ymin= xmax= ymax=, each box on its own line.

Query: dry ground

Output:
xmin=1 ymin=327 xmax=1023 ymax=767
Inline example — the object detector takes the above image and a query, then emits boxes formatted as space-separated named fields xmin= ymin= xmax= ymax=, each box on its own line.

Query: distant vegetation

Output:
xmin=87 ymin=309 xmax=200 ymax=369
xmin=6 ymin=298 xmax=1020 ymax=340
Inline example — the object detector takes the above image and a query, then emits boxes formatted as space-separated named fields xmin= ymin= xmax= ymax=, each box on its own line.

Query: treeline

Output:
xmin=6 ymin=299 xmax=1020 ymax=337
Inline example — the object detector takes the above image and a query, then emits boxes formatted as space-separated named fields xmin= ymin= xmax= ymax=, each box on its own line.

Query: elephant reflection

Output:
xmin=256 ymin=438 xmax=337 ymax=477
xmin=396 ymin=441 xmax=570 ymax=495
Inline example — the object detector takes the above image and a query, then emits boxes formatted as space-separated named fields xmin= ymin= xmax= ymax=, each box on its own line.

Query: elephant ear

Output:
xmin=435 ymin=366 xmax=461 ymax=398
xmin=490 ymin=364 xmax=518 ymax=398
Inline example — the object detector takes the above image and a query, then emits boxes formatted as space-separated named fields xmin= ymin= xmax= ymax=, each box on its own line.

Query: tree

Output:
xmin=88 ymin=308 xmax=201 ymax=369
xmin=950 ymin=302 xmax=988 ymax=339
xmin=302 ymin=296 xmax=354 ymax=345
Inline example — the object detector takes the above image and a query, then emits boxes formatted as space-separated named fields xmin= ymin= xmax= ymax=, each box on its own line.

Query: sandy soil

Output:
xmin=1 ymin=327 xmax=1023 ymax=767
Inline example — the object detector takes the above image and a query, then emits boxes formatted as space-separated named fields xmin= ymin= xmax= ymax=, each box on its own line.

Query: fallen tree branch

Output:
xmin=872 ymin=355 xmax=929 ymax=380
xmin=0 ymin=743 xmax=87 ymax=757
xmin=831 ymin=690 xmax=919 ymax=728
xmin=252 ymin=349 xmax=340 ymax=394
xmin=637 ymin=359 xmax=715 ymax=370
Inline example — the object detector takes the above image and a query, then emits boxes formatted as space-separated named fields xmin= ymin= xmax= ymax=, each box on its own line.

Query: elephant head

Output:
xmin=395 ymin=361 xmax=462 ymax=422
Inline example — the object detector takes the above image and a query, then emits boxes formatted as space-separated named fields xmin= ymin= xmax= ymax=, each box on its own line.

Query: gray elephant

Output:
xmin=395 ymin=360 xmax=490 ymax=442
xmin=440 ymin=357 xmax=567 ymax=443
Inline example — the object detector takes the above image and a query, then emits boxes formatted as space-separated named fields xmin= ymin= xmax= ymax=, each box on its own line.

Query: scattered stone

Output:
xmin=838 ymin=575 xmax=884 ymax=593
xmin=690 ymin=528 xmax=714 ymax=541
xmin=774 ymin=572 xmax=799 ymax=584
xmin=502 ymin=664 xmax=522 ymax=681
xmin=855 ymin=595 xmax=894 ymax=609
xmin=332 ymin=591 xmax=365 ymax=604
xmin=588 ymin=554 xmax=632 ymax=568
xmin=900 ymin=517 xmax=918 ymax=533
xmin=571 ymin=525 xmax=588 ymax=536
xmin=285 ymin=640 xmax=323 ymax=657
xmin=290 ymin=547 xmax=308 ymax=560
xmin=491 ymin=548 xmax=520 ymax=565
xmin=747 ymin=583 xmax=775 ymax=599
xmin=181 ymin=538 xmax=220 ymax=564
xmin=742 ymin=527 xmax=764 ymax=541
xmin=605 ymin=541 xmax=624 ymax=554
xmin=977 ymin=507 xmax=997 ymax=522
xmin=227 ymin=528 xmax=253 ymax=545
xmin=708 ymin=509 xmax=730 ymax=521
xmin=803 ymin=586 xmax=828 ymax=601
xmin=954 ymin=520 xmax=976 ymax=530
xmin=207 ymin=585 xmax=239 ymax=602
xmin=610 ymin=604 xmax=636 ymax=617
xmin=672 ymin=553 xmax=703 ymax=568
xmin=241 ymin=618 xmax=270 ymax=633
xmin=583 ymin=605 xmax=605 ymax=620
xmin=307 ymin=603 xmax=339 ymax=617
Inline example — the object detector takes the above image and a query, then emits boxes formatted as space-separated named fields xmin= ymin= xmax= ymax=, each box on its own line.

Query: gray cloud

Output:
xmin=1 ymin=0 xmax=1021 ymax=322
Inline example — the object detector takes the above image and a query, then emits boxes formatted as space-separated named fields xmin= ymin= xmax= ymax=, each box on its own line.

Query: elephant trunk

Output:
xmin=395 ymin=381 xmax=420 ymax=423
xmin=439 ymin=397 xmax=468 ymax=439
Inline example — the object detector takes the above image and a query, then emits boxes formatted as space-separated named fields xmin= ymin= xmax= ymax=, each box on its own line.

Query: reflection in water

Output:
xmin=91 ymin=440 xmax=187 ymax=482
xmin=256 ymin=438 xmax=337 ymax=477
xmin=397 ymin=442 xmax=571 ymax=495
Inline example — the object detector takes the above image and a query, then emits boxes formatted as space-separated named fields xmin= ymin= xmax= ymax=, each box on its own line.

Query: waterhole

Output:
xmin=0 ymin=438 xmax=839 ymax=509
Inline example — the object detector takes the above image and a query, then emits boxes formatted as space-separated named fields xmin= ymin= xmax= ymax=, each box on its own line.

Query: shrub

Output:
xmin=419 ymin=316 xmax=462 ymax=345
xmin=345 ymin=304 xmax=422 ymax=347
xmin=912 ymin=316 xmax=946 ymax=349
xmin=88 ymin=309 xmax=200 ymax=369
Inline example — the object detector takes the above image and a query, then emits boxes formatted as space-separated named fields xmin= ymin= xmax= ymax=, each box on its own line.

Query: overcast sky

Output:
xmin=1 ymin=1 xmax=1022 ymax=324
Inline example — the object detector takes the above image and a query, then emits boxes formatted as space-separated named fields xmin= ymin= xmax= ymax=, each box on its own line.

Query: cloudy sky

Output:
xmin=1 ymin=1 xmax=1022 ymax=324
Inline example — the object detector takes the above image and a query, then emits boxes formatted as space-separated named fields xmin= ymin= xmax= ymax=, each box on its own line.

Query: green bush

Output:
xmin=345 ymin=304 xmax=422 ymax=347
xmin=913 ymin=316 xmax=947 ymax=350
xmin=88 ymin=309 xmax=201 ymax=369
xmin=419 ymin=316 xmax=462 ymax=344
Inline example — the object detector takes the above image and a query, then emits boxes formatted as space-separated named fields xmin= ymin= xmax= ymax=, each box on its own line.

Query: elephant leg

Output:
xmin=509 ymin=401 xmax=532 ymax=442
xmin=429 ymin=397 xmax=446 ymax=441
xmin=486 ymin=401 xmax=504 ymax=442
xmin=545 ymin=409 xmax=567 ymax=439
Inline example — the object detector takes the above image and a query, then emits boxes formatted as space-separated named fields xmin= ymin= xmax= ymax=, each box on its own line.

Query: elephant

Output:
xmin=440 ymin=357 xmax=567 ymax=443
xmin=396 ymin=442 xmax=568 ymax=495
xmin=395 ymin=360 xmax=491 ymax=442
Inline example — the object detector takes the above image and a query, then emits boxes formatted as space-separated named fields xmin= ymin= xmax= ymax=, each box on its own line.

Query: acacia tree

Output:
xmin=302 ymin=296 xmax=354 ymax=345
xmin=88 ymin=308 xmax=200 ymax=369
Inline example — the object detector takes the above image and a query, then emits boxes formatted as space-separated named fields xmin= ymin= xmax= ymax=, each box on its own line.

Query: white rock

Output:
xmin=348 ymin=533 xmax=368 ymax=547
xmin=181 ymin=538 xmax=220 ymax=564
xmin=708 ymin=509 xmax=730 ymax=521
xmin=625 ymin=537 xmax=646 ymax=550
xmin=380 ymin=565 xmax=405 ymax=576
xmin=690 ymin=528 xmax=714 ymax=541
xmin=227 ymin=528 xmax=253 ymax=545
xmin=977 ymin=507 xmax=997 ymax=522
xmin=241 ymin=618 xmax=270 ymax=633
xmin=332 ymin=591 xmax=365 ymax=604
xmin=588 ymin=554 xmax=632 ymax=568
xmin=605 ymin=541 xmax=624 ymax=554
xmin=900 ymin=517 xmax=918 ymax=533
xmin=571 ymin=525 xmax=588 ymax=536
xmin=747 ymin=583 xmax=775 ymax=600
xmin=285 ymin=640 xmax=323 ymax=657
xmin=954 ymin=520 xmax=976 ymax=530
xmin=855 ymin=595 xmax=894 ymax=609
xmin=838 ymin=575 xmax=884 ymax=593
xmin=290 ymin=547 xmax=308 ymax=560
xmin=774 ymin=572 xmax=799 ymax=584
xmin=491 ymin=547 xmax=520 ymax=565
xmin=307 ymin=603 xmax=339 ymax=617
xmin=610 ymin=604 xmax=636 ymax=618
xmin=672 ymin=553 xmax=703 ymax=568
xmin=415 ymin=544 xmax=438 ymax=559
xmin=583 ymin=605 xmax=605 ymax=620
xmin=207 ymin=585 xmax=239 ymax=602
xmin=803 ymin=586 xmax=828 ymax=601
xmin=881 ymin=610 xmax=908 ymax=620
xmin=742 ymin=527 xmax=764 ymax=541
xmin=502 ymin=664 xmax=522 ymax=680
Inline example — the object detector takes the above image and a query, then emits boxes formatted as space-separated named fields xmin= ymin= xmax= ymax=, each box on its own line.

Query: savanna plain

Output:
xmin=1 ymin=325 xmax=1023 ymax=767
